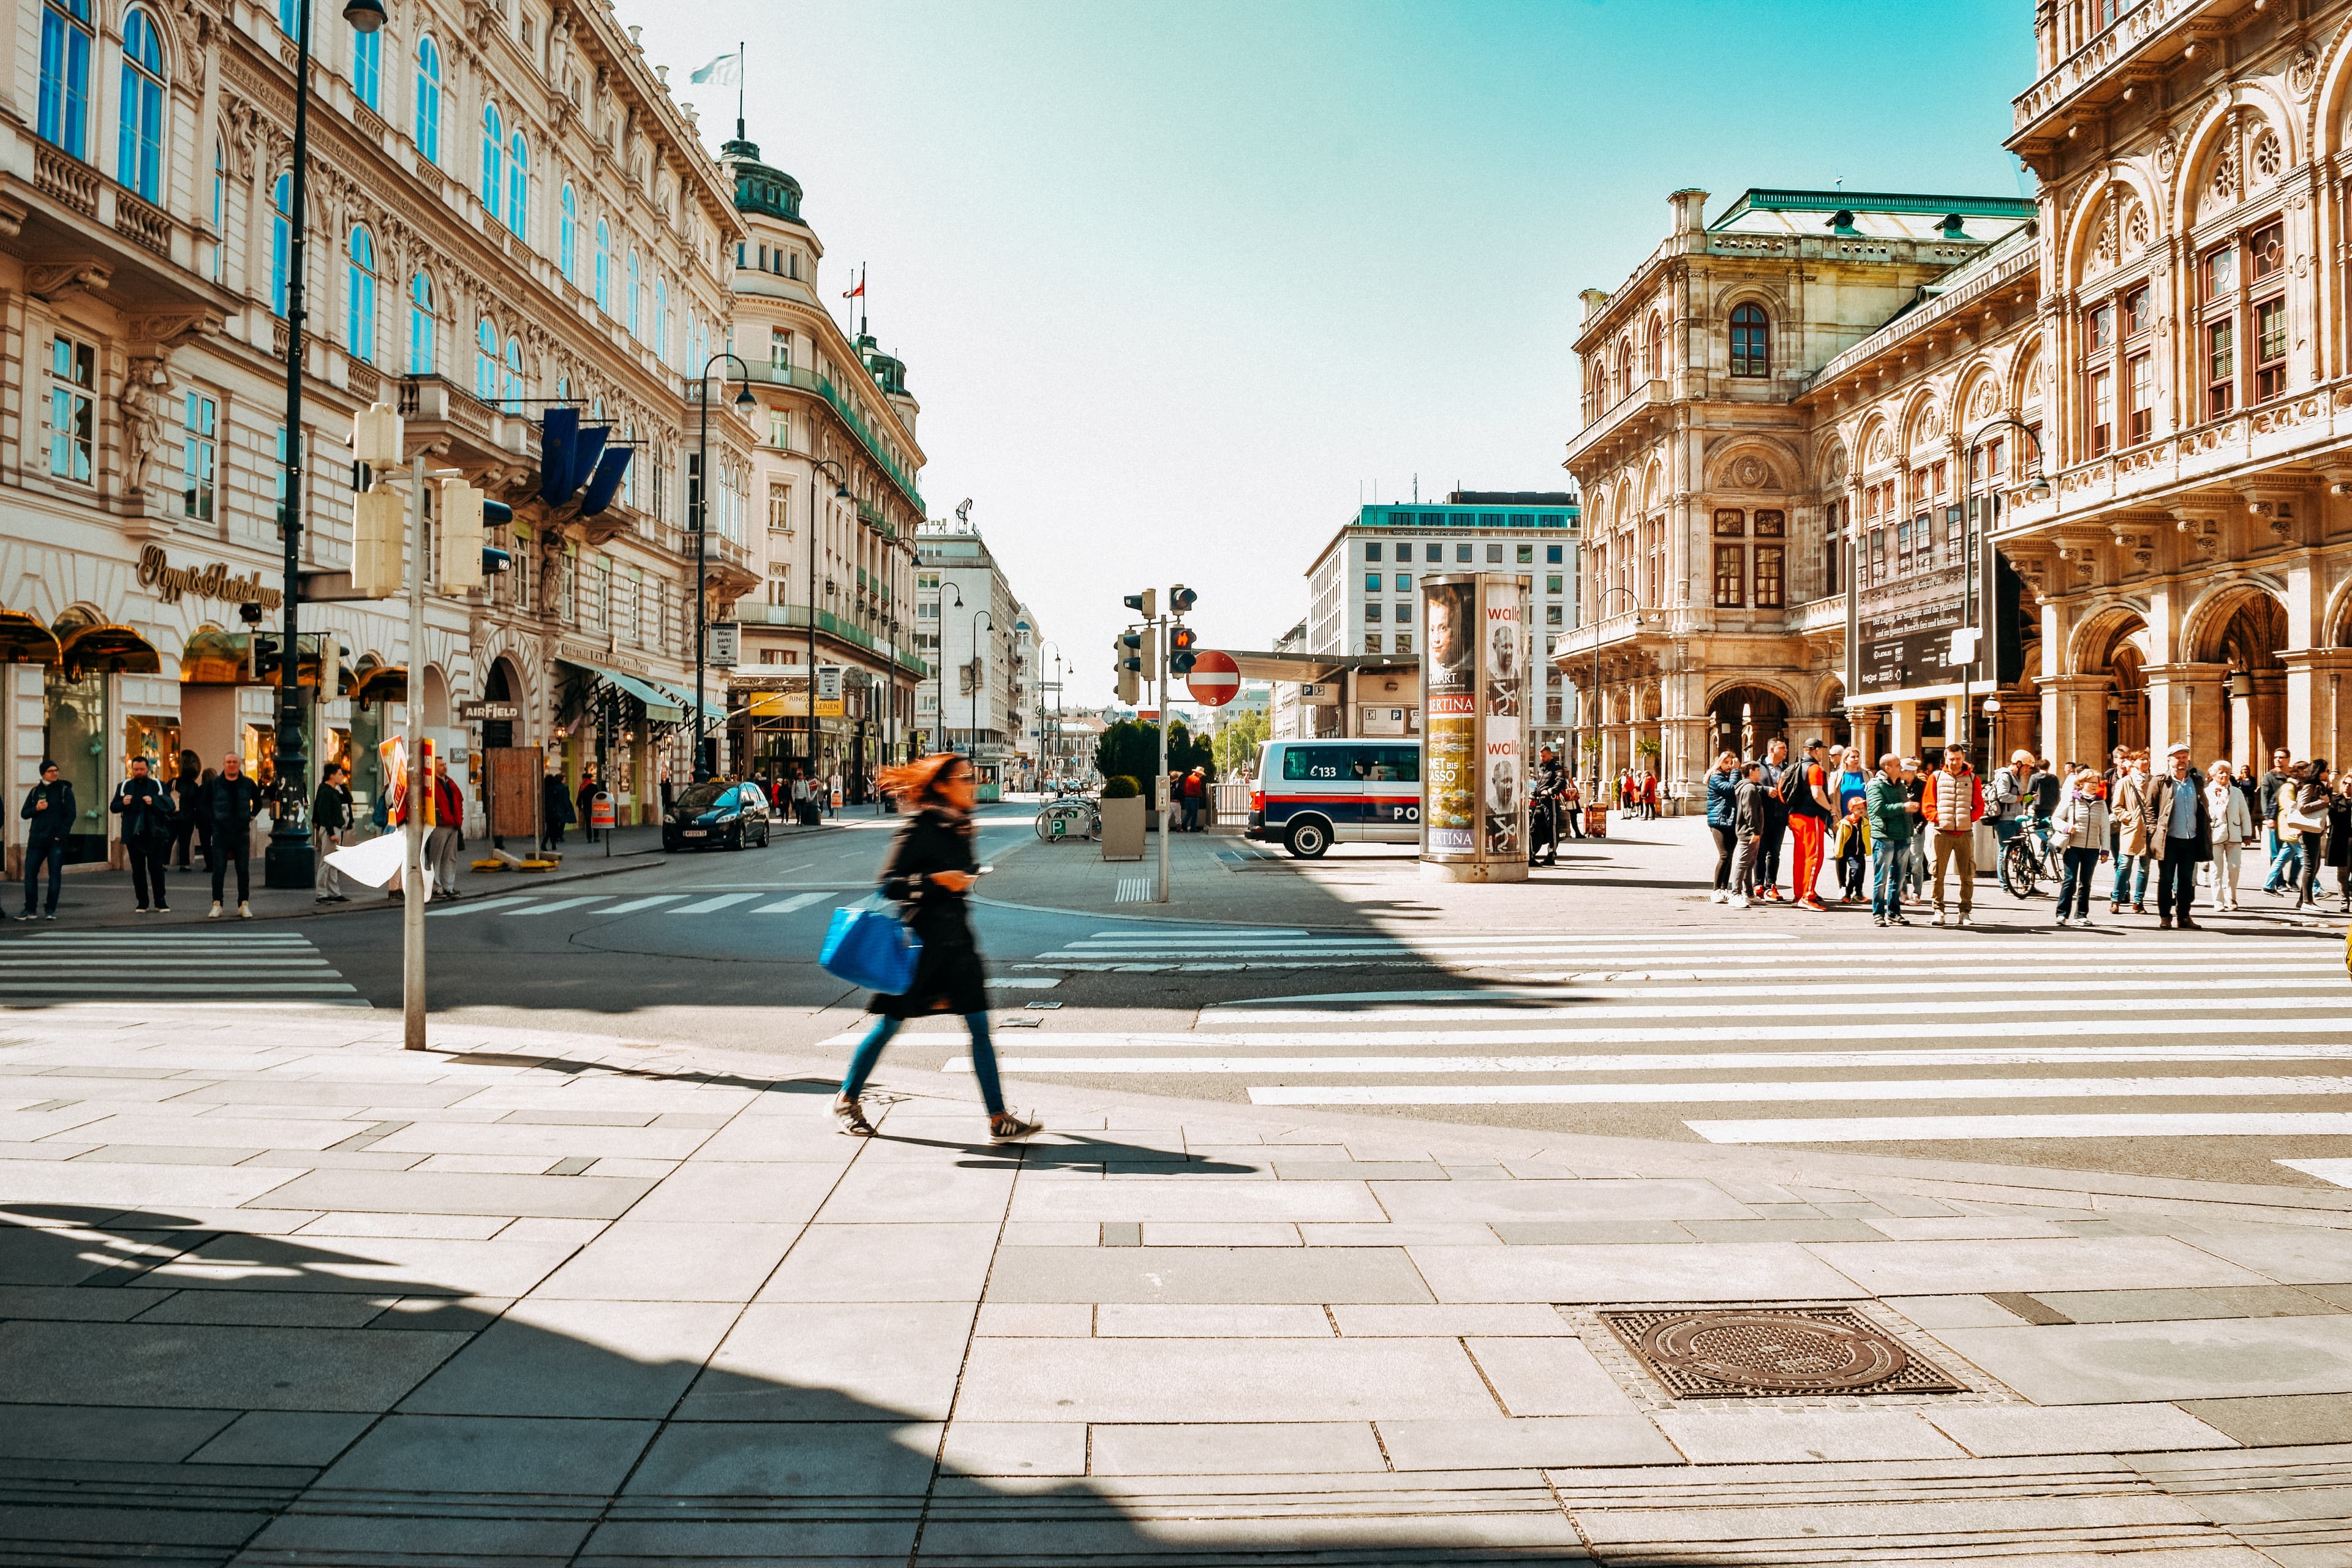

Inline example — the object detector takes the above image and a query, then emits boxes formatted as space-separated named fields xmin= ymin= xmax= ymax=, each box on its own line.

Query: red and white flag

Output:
xmin=842 ymin=277 xmax=865 ymax=300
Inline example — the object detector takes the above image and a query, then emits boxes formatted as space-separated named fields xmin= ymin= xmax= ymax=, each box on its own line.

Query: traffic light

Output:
xmin=1118 ymin=631 xmax=1143 ymax=671
xmin=248 ymin=633 xmax=281 ymax=682
xmin=352 ymin=488 xmax=403 ymax=597
xmin=1123 ymin=589 xmax=1158 ymax=620
xmin=1170 ymin=584 xmax=1197 ymax=615
xmin=1139 ymin=626 xmax=1157 ymax=670
xmin=1169 ymin=624 xmax=1198 ymax=676
xmin=1117 ymin=666 xmax=1140 ymax=704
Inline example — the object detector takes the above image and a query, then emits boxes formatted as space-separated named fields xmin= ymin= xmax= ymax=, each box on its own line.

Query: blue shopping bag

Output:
xmin=820 ymin=902 xmax=922 ymax=994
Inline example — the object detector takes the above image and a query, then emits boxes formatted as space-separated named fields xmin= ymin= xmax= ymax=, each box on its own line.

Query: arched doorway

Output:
xmin=2109 ymin=643 xmax=2146 ymax=754
xmin=1709 ymin=685 xmax=1789 ymax=760
xmin=482 ymin=657 xmax=521 ymax=749
xmin=2210 ymin=593 xmax=2287 ymax=766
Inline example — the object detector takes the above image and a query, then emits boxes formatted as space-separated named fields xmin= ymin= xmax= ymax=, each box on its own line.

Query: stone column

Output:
xmin=2278 ymin=649 xmax=2352 ymax=768
xmin=2238 ymin=668 xmax=2287 ymax=767
xmin=1890 ymin=701 xmax=1920 ymax=760
xmin=2141 ymin=663 xmax=2227 ymax=761
xmin=1847 ymin=706 xmax=1881 ymax=764
xmin=2038 ymin=674 xmax=2113 ymax=771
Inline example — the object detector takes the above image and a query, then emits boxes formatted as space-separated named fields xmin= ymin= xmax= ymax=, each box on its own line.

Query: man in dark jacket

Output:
xmin=20 ymin=760 xmax=75 ymax=920
xmin=312 ymin=762 xmax=354 ymax=903
xmin=1725 ymin=760 xmax=1769 ymax=906
xmin=110 ymin=756 xmax=172 ymax=913
xmin=203 ymin=753 xmax=263 ymax=918
xmin=1705 ymin=750 xmax=1741 ymax=901
xmin=2147 ymin=742 xmax=2211 ymax=930
xmin=1754 ymin=737 xmax=1791 ymax=900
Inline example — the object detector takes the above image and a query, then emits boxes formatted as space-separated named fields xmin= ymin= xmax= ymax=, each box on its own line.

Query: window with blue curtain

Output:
xmin=277 ymin=0 xmax=297 ymax=33
xmin=346 ymin=226 xmax=377 ymax=362
xmin=408 ymin=273 xmax=435 ymax=374
xmin=475 ymin=318 xmax=497 ymax=402
xmin=503 ymin=337 xmax=522 ymax=413
xmin=480 ymin=102 xmax=502 ymax=219
xmin=593 ymin=217 xmax=610 ymax=309
xmin=116 ymin=9 xmax=165 ymax=201
xmin=352 ymin=24 xmax=378 ymax=110
xmin=413 ymin=35 xmax=440 ymax=162
xmin=627 ymin=250 xmax=640 ymax=339
xmin=507 ymin=132 xmax=527 ymax=237
xmin=270 ymin=172 xmax=292 ymax=317
xmin=38 ymin=0 xmax=93 ymax=159
xmin=559 ymin=185 xmax=576 ymax=281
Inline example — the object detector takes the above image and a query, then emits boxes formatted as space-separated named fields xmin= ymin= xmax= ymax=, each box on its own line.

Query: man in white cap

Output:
xmin=2146 ymin=742 xmax=2210 ymax=930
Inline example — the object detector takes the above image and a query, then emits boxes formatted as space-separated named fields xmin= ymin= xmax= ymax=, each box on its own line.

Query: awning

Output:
xmin=647 ymin=677 xmax=725 ymax=727
xmin=0 ymin=611 xmax=61 ymax=666
xmin=59 ymin=623 xmax=162 ymax=678
xmin=349 ymin=663 xmax=407 ymax=707
xmin=559 ymin=659 xmax=684 ymax=723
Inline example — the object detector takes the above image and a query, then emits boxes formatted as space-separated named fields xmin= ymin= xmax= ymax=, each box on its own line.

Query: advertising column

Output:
xmin=1420 ymin=572 xmax=1528 ymax=883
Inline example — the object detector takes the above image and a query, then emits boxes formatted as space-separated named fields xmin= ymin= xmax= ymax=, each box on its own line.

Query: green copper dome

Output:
xmin=720 ymin=137 xmax=804 ymax=227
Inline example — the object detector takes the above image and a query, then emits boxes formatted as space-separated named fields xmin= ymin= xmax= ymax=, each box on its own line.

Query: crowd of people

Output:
xmin=1613 ymin=767 xmax=1664 ymax=820
xmin=1701 ymin=736 xmax=2344 ymax=929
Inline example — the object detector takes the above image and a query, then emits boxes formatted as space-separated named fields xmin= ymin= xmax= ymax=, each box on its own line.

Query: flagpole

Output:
xmin=736 ymin=38 xmax=745 ymax=140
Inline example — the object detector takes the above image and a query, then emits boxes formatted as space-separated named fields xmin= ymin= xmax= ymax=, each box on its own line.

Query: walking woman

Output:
xmin=2051 ymin=767 xmax=2111 ymax=927
xmin=2328 ymin=769 xmax=2352 ymax=914
xmin=834 ymin=753 xmax=1039 ymax=1140
xmin=2289 ymin=760 xmax=2333 ymax=909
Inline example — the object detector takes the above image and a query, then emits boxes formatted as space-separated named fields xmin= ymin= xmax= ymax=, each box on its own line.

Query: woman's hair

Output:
xmin=878 ymin=752 xmax=971 ymax=809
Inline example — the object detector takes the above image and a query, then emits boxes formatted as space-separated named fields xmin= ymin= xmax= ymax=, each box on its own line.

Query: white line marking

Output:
xmin=1202 ymin=979 xmax=2352 ymax=1018
xmin=1018 ymin=959 xmax=2348 ymax=979
xmin=1185 ymin=996 xmax=2352 ymax=1030
xmin=1684 ymin=1113 xmax=2352 ymax=1144
xmin=948 ymin=1045 xmax=2352 ymax=1074
xmin=0 ymin=982 xmax=358 ymax=994
xmin=671 ymin=893 xmax=759 ymax=914
xmin=1239 ymin=1077 xmax=2352 ymax=1106
xmin=988 ymin=977 xmax=1061 ymax=989
xmin=2277 ymin=1158 xmax=2352 ymax=1188
xmin=595 ymin=895 xmax=689 ymax=915
xmin=426 ymin=895 xmax=540 ymax=917
xmin=502 ymin=896 xmax=609 ymax=916
xmin=753 ymin=892 xmax=828 ymax=915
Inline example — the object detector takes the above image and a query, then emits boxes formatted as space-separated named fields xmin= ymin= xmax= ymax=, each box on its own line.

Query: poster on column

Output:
xmin=1483 ymin=576 xmax=1526 ymax=858
xmin=1421 ymin=577 xmax=1477 ymax=855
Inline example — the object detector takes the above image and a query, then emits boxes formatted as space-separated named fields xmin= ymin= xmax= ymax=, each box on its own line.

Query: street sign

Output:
xmin=706 ymin=622 xmax=741 ymax=666
xmin=815 ymin=664 xmax=845 ymax=718
xmin=459 ymin=700 xmax=520 ymax=722
xmin=1297 ymin=681 xmax=1337 ymax=706
xmin=1186 ymin=651 xmax=1241 ymax=706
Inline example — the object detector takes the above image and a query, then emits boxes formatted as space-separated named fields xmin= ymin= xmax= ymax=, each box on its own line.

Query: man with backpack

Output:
xmin=1988 ymin=748 xmax=2031 ymax=853
xmin=1782 ymin=737 xmax=1837 ymax=911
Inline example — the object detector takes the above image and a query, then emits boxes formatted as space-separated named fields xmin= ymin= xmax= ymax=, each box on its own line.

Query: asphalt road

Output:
xmin=19 ymin=801 xmax=2352 ymax=1193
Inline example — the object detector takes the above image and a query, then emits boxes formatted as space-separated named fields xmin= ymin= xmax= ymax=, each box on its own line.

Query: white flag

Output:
xmin=690 ymin=50 xmax=741 ymax=87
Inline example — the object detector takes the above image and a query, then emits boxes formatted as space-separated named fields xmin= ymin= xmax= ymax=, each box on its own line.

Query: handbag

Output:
xmin=2283 ymin=799 xmax=2329 ymax=834
xmin=821 ymin=902 xmax=923 ymax=995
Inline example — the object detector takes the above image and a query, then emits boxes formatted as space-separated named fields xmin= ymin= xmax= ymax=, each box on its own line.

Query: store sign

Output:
xmin=137 ymin=545 xmax=284 ymax=609
xmin=1856 ymin=505 xmax=1976 ymax=699
xmin=705 ymin=622 xmax=742 ymax=666
xmin=459 ymin=700 xmax=520 ymax=722
xmin=1360 ymin=706 xmax=1409 ymax=737
xmin=816 ymin=665 xmax=845 ymax=718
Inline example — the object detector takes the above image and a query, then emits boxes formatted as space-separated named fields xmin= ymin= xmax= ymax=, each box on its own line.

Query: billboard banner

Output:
xmin=1856 ymin=504 xmax=1969 ymax=700
xmin=1420 ymin=573 xmax=1528 ymax=865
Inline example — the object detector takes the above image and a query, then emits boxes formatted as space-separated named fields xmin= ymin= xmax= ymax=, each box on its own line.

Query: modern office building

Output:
xmin=913 ymin=519 xmax=1028 ymax=788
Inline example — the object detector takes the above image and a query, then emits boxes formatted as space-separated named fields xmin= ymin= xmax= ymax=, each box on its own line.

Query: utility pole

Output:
xmin=401 ymin=454 xmax=427 ymax=1050
xmin=1155 ymin=606 xmax=1170 ymax=903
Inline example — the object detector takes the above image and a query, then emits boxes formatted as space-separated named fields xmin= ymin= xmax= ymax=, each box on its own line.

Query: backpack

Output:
xmin=1986 ymin=767 xmax=2019 ymax=821
xmin=1773 ymin=761 xmax=1809 ymax=808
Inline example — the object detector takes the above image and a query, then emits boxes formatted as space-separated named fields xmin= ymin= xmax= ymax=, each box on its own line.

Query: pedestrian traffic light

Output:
xmin=248 ymin=633 xmax=281 ymax=682
xmin=1117 ymin=666 xmax=1140 ymax=705
xmin=1139 ymin=626 xmax=1157 ymax=670
xmin=1170 ymin=584 xmax=1197 ymax=615
xmin=1123 ymin=589 xmax=1158 ymax=619
xmin=1119 ymin=631 xmax=1143 ymax=671
xmin=1169 ymin=624 xmax=1198 ymax=676
xmin=351 ymin=487 xmax=403 ymax=597
xmin=438 ymin=480 xmax=487 ymax=590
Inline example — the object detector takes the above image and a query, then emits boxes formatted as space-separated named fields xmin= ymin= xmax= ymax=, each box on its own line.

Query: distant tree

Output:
xmin=1212 ymin=709 xmax=1269 ymax=775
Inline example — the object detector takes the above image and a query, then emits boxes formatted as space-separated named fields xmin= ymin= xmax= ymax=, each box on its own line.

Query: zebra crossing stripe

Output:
xmin=671 ymin=894 xmax=760 ymax=914
xmin=1684 ymin=1112 xmax=2352 ymax=1144
xmin=1239 ymin=1076 xmax=2352 ymax=1106
xmin=1200 ymin=979 xmax=2352 ymax=1019
xmin=754 ymin=892 xmax=828 ymax=914
xmin=503 ymin=896 xmax=608 ymax=916
xmin=597 ymin=895 xmax=688 ymax=914
xmin=2278 ymin=1158 xmax=2352 ymax=1187
xmin=946 ymin=1044 xmax=2352 ymax=1074
xmin=428 ymin=895 xmax=538 ymax=917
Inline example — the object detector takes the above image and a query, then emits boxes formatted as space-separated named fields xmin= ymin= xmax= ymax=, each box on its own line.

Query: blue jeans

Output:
xmin=1871 ymin=839 xmax=1905 ymax=919
xmin=2263 ymin=826 xmax=2282 ymax=888
xmin=2267 ymin=836 xmax=2303 ymax=893
xmin=842 ymin=1011 xmax=1005 ymax=1115
xmin=20 ymin=835 xmax=62 ymax=915
xmin=2110 ymin=852 xmax=2148 ymax=905
xmin=2056 ymin=847 xmax=2100 ymax=918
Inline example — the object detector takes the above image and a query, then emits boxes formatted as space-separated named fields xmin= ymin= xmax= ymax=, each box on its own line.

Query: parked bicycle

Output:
xmin=1999 ymin=813 xmax=2062 ymax=898
xmin=1035 ymin=789 xmax=1101 ymax=843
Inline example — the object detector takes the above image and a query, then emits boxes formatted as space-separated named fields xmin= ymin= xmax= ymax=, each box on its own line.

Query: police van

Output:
xmin=1245 ymin=739 xmax=1422 ymax=859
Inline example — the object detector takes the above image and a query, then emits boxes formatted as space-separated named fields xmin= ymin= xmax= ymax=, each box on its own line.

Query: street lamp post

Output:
xmin=1038 ymin=639 xmax=1063 ymax=789
xmin=803 ymin=456 xmax=850 ymax=776
xmin=969 ymin=609 xmax=995 ymax=760
xmin=265 ymin=0 xmax=383 ymax=888
xmin=1959 ymin=417 xmax=2051 ymax=766
xmin=693 ymin=353 xmax=757 ymax=781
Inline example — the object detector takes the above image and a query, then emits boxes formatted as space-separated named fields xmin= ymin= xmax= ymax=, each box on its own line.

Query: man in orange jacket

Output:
xmin=1921 ymin=744 xmax=1986 ymax=926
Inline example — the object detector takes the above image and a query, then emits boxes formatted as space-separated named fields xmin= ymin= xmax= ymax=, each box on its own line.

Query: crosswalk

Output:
xmin=0 ymin=930 xmax=364 ymax=1007
xmin=974 ymin=925 xmax=2352 ymax=1174
xmin=427 ymin=888 xmax=844 ymax=921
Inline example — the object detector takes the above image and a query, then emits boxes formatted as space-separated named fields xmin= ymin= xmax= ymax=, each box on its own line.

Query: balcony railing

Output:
xmin=35 ymin=144 xmax=98 ymax=216
xmin=737 ymin=361 xmax=924 ymax=514
xmin=1564 ymin=379 xmax=1667 ymax=472
xmin=2010 ymin=0 xmax=2193 ymax=138
xmin=732 ymin=600 xmax=929 ymax=674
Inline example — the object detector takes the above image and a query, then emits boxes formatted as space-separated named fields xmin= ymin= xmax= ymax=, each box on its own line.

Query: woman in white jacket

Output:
xmin=2051 ymin=767 xmax=2112 ymax=927
xmin=2206 ymin=760 xmax=2255 ymax=910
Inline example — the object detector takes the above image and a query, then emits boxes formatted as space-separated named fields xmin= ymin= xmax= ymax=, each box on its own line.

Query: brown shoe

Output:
xmin=2158 ymin=916 xmax=2174 ymax=929
xmin=2176 ymin=916 xmax=2200 ymax=930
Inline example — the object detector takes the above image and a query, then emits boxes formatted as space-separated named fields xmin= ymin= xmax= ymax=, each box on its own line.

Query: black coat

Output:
xmin=867 ymin=806 xmax=987 ymax=1019
xmin=20 ymin=780 xmax=77 ymax=842
xmin=202 ymin=774 xmax=263 ymax=831
xmin=543 ymin=775 xmax=576 ymax=826
xmin=110 ymin=776 xmax=172 ymax=846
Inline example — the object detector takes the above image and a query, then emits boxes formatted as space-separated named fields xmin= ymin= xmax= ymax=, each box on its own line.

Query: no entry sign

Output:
xmin=1186 ymin=650 xmax=1241 ymax=707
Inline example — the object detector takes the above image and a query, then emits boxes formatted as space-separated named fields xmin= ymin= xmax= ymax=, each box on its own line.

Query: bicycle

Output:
xmin=1035 ymin=790 xmax=1101 ymax=843
xmin=1999 ymin=813 xmax=2062 ymax=898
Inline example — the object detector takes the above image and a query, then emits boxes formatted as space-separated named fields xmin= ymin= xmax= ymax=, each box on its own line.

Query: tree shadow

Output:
xmin=0 ymin=1207 xmax=1604 ymax=1565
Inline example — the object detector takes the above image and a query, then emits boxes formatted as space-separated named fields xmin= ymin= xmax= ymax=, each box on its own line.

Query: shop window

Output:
xmin=47 ymin=334 xmax=94 ymax=483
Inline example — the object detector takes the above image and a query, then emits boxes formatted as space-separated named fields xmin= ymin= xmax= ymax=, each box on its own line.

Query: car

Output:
xmin=1244 ymin=738 xmax=1422 ymax=859
xmin=662 ymin=780 xmax=772 ymax=851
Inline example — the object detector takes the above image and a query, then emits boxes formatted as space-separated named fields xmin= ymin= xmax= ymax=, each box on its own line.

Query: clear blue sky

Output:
xmin=628 ymin=1 xmax=2035 ymax=705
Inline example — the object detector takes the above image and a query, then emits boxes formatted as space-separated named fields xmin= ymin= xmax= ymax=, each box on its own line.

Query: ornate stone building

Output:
xmin=1 ymin=0 xmax=751 ymax=869
xmin=1562 ymin=0 xmax=2352 ymax=807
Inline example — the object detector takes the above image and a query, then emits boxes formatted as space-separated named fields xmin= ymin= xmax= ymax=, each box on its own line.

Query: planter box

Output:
xmin=1100 ymin=795 xmax=1147 ymax=861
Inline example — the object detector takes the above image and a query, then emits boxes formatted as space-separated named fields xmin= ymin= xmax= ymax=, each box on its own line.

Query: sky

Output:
xmin=625 ymin=0 xmax=2037 ymax=706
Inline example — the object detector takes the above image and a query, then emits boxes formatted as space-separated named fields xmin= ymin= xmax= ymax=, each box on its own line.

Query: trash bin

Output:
xmin=1583 ymin=805 xmax=1609 ymax=839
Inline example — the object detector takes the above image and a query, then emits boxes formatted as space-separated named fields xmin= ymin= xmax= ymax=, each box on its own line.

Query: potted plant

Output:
xmin=1099 ymin=775 xmax=1147 ymax=861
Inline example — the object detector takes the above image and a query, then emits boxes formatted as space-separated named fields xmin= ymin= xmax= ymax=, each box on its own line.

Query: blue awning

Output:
xmin=559 ymin=659 xmax=684 ymax=723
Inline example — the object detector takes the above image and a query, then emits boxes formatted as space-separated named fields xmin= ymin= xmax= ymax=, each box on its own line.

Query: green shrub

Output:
xmin=1101 ymin=775 xmax=1141 ymax=799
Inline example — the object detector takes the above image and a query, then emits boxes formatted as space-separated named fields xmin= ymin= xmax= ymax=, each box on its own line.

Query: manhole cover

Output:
xmin=1599 ymin=1307 xmax=1965 ymax=1399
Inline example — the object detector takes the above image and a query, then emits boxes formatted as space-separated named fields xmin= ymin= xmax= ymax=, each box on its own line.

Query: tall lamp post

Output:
xmin=265 ymin=0 xmax=384 ymax=888
xmin=692 ymin=353 xmax=758 ymax=780
xmin=1038 ymin=638 xmax=1063 ymax=788
xmin=802 ymin=456 xmax=851 ymax=776
xmin=968 ymin=609 xmax=996 ymax=758
xmin=1959 ymin=417 xmax=2051 ymax=765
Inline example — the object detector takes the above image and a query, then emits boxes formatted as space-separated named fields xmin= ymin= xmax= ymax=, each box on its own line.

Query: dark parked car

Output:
xmin=662 ymin=780 xmax=772 ymax=851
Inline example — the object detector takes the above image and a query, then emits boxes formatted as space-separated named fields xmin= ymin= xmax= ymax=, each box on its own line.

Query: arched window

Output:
xmin=1729 ymin=304 xmax=1770 ymax=378
xmin=38 ymin=0 xmax=93 ymax=158
xmin=407 ymin=272 xmax=435 ymax=374
xmin=270 ymin=172 xmax=292 ymax=317
xmin=507 ymin=131 xmax=528 ymax=238
xmin=116 ymin=8 xmax=165 ymax=202
xmin=655 ymin=277 xmax=669 ymax=364
xmin=209 ymin=141 xmax=226 ymax=281
xmin=503 ymin=336 xmax=523 ymax=412
xmin=413 ymin=34 xmax=441 ymax=164
xmin=352 ymin=22 xmax=379 ymax=110
xmin=559 ymin=184 xmax=577 ymax=281
xmin=594 ymin=217 xmax=611 ymax=310
xmin=475 ymin=318 xmax=499 ymax=402
xmin=627 ymin=248 xmax=641 ymax=339
xmin=480 ymin=102 xmax=503 ymax=219
xmin=345 ymin=225 xmax=377 ymax=363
